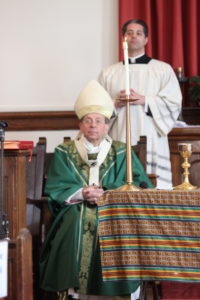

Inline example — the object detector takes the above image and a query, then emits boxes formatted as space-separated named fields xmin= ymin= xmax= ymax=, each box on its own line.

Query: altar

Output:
xmin=98 ymin=189 xmax=200 ymax=283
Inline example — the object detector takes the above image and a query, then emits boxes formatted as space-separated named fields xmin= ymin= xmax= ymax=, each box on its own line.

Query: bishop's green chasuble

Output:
xmin=40 ymin=140 xmax=153 ymax=296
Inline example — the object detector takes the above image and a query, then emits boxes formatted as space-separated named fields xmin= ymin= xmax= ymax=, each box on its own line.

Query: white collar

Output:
xmin=75 ymin=133 xmax=112 ymax=185
xmin=129 ymin=53 xmax=145 ymax=63
xmin=82 ymin=136 xmax=102 ymax=154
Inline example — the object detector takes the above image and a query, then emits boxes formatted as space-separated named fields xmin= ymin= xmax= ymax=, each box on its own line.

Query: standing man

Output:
xmin=98 ymin=19 xmax=182 ymax=189
xmin=40 ymin=80 xmax=153 ymax=300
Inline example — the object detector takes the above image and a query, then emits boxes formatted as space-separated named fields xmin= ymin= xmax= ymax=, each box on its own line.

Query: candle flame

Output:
xmin=123 ymin=37 xmax=128 ymax=50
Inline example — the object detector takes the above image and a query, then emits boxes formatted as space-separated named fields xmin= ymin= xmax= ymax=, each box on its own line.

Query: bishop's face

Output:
xmin=124 ymin=23 xmax=148 ymax=56
xmin=79 ymin=113 xmax=109 ymax=146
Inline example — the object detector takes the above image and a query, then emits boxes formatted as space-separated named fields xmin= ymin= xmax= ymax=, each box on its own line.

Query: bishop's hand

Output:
xmin=82 ymin=185 xmax=104 ymax=205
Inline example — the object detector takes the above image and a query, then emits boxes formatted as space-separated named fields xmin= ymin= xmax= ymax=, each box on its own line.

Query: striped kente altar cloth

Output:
xmin=98 ymin=189 xmax=200 ymax=282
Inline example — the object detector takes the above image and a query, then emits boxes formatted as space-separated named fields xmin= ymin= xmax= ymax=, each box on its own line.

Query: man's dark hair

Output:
xmin=122 ymin=19 xmax=148 ymax=37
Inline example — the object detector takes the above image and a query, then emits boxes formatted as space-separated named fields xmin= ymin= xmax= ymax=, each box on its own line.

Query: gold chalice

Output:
xmin=173 ymin=143 xmax=197 ymax=190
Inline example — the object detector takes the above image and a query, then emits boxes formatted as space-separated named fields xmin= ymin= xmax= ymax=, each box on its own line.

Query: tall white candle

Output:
xmin=123 ymin=37 xmax=130 ymax=96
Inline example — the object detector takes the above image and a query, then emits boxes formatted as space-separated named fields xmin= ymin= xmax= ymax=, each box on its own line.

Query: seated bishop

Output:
xmin=39 ymin=80 xmax=153 ymax=300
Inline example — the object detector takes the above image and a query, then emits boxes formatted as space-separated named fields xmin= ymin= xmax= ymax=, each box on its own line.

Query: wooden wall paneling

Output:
xmin=4 ymin=149 xmax=29 ymax=239
xmin=182 ymin=107 xmax=200 ymax=125
xmin=0 ymin=111 xmax=79 ymax=131
xmin=0 ymin=109 xmax=199 ymax=131
xmin=1 ymin=228 xmax=33 ymax=300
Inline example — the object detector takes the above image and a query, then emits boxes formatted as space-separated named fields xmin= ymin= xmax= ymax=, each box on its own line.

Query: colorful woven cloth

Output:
xmin=98 ymin=189 xmax=200 ymax=282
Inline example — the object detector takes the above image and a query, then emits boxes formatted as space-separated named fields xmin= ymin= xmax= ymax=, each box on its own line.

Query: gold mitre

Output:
xmin=74 ymin=80 xmax=114 ymax=119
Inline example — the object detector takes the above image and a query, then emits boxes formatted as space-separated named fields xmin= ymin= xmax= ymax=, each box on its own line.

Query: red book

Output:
xmin=3 ymin=141 xmax=34 ymax=161
xmin=3 ymin=140 xmax=34 ymax=150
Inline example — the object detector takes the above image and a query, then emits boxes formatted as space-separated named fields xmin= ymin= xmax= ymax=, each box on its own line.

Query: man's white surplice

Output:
xmin=99 ymin=59 xmax=182 ymax=189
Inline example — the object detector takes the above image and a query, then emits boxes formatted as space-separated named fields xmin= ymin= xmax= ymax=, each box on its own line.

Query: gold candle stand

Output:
xmin=116 ymin=96 xmax=140 ymax=191
xmin=173 ymin=143 xmax=197 ymax=190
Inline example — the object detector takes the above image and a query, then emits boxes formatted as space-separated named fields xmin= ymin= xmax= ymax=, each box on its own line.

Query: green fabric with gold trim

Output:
xmin=39 ymin=140 xmax=153 ymax=296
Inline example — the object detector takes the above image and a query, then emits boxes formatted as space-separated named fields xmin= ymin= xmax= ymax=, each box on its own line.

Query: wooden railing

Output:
xmin=0 ymin=107 xmax=199 ymax=131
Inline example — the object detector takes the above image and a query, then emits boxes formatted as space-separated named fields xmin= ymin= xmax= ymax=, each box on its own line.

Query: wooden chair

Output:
xmin=25 ymin=137 xmax=49 ymax=300
xmin=26 ymin=137 xmax=47 ymax=244
xmin=132 ymin=136 xmax=147 ymax=170
xmin=26 ymin=135 xmax=155 ymax=241
xmin=39 ymin=136 xmax=72 ymax=243
xmin=37 ymin=136 xmax=156 ymax=246
xmin=2 ymin=228 xmax=33 ymax=300
xmin=35 ymin=137 xmax=71 ymax=300
xmin=26 ymin=136 xmax=72 ymax=246
xmin=133 ymin=136 xmax=157 ymax=187
xmin=29 ymin=136 xmax=158 ymax=300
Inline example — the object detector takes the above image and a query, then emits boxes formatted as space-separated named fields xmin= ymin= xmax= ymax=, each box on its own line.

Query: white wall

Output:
xmin=0 ymin=0 xmax=118 ymax=111
xmin=0 ymin=0 xmax=118 ymax=151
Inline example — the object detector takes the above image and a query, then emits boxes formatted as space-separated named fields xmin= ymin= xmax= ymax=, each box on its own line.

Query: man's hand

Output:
xmin=82 ymin=185 xmax=104 ymax=205
xmin=115 ymin=89 xmax=145 ymax=108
